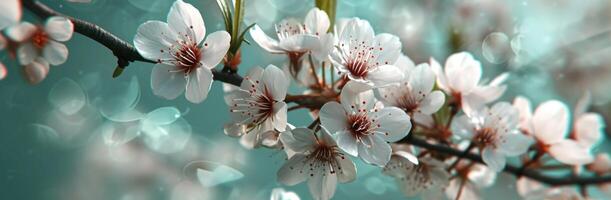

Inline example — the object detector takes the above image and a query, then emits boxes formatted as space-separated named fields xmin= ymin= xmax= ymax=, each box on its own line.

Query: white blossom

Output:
xmin=513 ymin=97 xmax=594 ymax=165
xmin=329 ymin=18 xmax=404 ymax=87
xmin=277 ymin=127 xmax=356 ymax=200
xmin=377 ymin=54 xmax=445 ymax=126
xmin=134 ymin=0 xmax=230 ymax=103
xmin=224 ymin=65 xmax=289 ymax=149
xmin=445 ymin=163 xmax=497 ymax=200
xmin=431 ymin=52 xmax=508 ymax=115
xmin=451 ymin=102 xmax=532 ymax=171
xmin=320 ymin=81 xmax=411 ymax=166
xmin=249 ymin=8 xmax=332 ymax=71
xmin=270 ymin=188 xmax=300 ymax=200
xmin=383 ymin=149 xmax=449 ymax=198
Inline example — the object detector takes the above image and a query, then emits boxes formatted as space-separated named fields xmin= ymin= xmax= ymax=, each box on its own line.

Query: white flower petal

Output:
xmin=574 ymin=113 xmax=604 ymax=149
xmin=498 ymin=133 xmax=533 ymax=156
xmin=278 ymin=34 xmax=319 ymax=52
xmin=372 ymin=33 xmax=401 ymax=66
xmin=23 ymin=58 xmax=50 ymax=84
xmin=430 ymin=57 xmax=450 ymax=93
xmin=450 ymin=114 xmax=476 ymax=140
xmin=44 ymin=16 xmax=74 ymax=42
xmin=200 ymin=31 xmax=231 ymax=69
xmin=336 ymin=155 xmax=356 ymax=183
xmin=240 ymin=66 xmax=264 ymax=89
xmin=532 ymin=100 xmax=569 ymax=144
xmin=419 ymin=91 xmax=445 ymax=114
xmin=150 ymin=63 xmax=187 ymax=100
xmin=307 ymin=167 xmax=337 ymax=200
xmin=339 ymin=18 xmax=374 ymax=49
xmin=394 ymin=54 xmax=415 ymax=76
xmin=134 ymin=21 xmax=176 ymax=61
xmin=366 ymin=64 xmax=404 ymax=87
xmin=340 ymin=81 xmax=375 ymax=111
xmin=262 ymin=64 xmax=289 ymax=100
xmin=273 ymin=101 xmax=288 ymax=131
xmin=482 ymin=147 xmax=506 ymax=172
xmin=43 ymin=41 xmax=69 ymax=65
xmin=413 ymin=113 xmax=434 ymax=128
xmin=305 ymin=7 xmax=330 ymax=36
xmin=277 ymin=154 xmax=308 ymax=185
xmin=6 ymin=22 xmax=36 ymax=42
xmin=358 ymin=135 xmax=392 ymax=166
xmin=0 ymin=0 xmax=21 ymax=30
xmin=185 ymin=67 xmax=213 ymax=103
xmin=17 ymin=43 xmax=37 ymax=65
xmin=548 ymin=140 xmax=594 ymax=165
xmin=319 ymin=101 xmax=348 ymax=134
xmin=167 ymin=0 xmax=205 ymax=43
xmin=444 ymin=52 xmax=481 ymax=93
xmin=409 ymin=63 xmax=435 ymax=94
xmin=336 ymin=131 xmax=358 ymax=156
xmin=469 ymin=84 xmax=507 ymax=103
xmin=372 ymin=107 xmax=411 ymax=142
xmin=249 ymin=24 xmax=283 ymax=53
xmin=513 ymin=96 xmax=533 ymax=134
xmin=280 ymin=128 xmax=316 ymax=153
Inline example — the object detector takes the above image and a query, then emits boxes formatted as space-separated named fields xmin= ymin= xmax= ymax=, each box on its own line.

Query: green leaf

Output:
xmin=112 ymin=66 xmax=124 ymax=78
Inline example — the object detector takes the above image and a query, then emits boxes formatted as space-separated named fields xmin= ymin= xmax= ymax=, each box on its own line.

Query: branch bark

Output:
xmin=23 ymin=0 xmax=611 ymax=188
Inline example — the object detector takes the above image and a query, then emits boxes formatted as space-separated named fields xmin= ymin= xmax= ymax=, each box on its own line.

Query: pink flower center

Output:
xmin=173 ymin=42 xmax=202 ymax=74
xmin=32 ymin=29 xmax=49 ymax=49
xmin=339 ymin=38 xmax=389 ymax=79
xmin=474 ymin=128 xmax=498 ymax=147
xmin=346 ymin=60 xmax=368 ymax=78
xmin=396 ymin=90 xmax=423 ymax=114
xmin=347 ymin=113 xmax=374 ymax=140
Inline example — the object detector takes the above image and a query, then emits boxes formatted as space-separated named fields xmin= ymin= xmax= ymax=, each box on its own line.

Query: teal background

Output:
xmin=0 ymin=0 xmax=610 ymax=199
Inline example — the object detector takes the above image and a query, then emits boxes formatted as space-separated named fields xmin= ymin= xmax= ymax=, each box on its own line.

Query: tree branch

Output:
xmin=400 ymin=136 xmax=611 ymax=186
xmin=23 ymin=0 xmax=243 ymax=86
xmin=22 ymin=0 xmax=611 ymax=188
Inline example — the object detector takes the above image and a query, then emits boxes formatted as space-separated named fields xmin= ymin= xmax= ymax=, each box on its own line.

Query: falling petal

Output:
xmin=99 ymin=76 xmax=141 ymax=118
xmin=100 ymin=121 xmax=141 ymax=146
xmin=29 ymin=123 xmax=60 ymax=145
xmin=142 ymin=117 xmax=191 ymax=153
xmin=194 ymin=162 xmax=244 ymax=187
xmin=102 ymin=109 xmax=144 ymax=123
xmin=142 ymin=106 xmax=181 ymax=126
xmin=48 ymin=78 xmax=87 ymax=115
xmin=482 ymin=32 xmax=511 ymax=64
xmin=365 ymin=176 xmax=388 ymax=195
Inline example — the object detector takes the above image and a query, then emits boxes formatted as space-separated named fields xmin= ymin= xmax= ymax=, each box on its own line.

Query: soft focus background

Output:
xmin=1 ymin=0 xmax=610 ymax=199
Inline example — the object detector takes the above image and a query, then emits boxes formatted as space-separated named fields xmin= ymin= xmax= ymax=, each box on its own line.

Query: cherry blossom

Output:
xmin=513 ymin=98 xmax=594 ymax=165
xmin=516 ymin=177 xmax=584 ymax=200
xmin=571 ymin=92 xmax=605 ymax=153
xmin=6 ymin=16 xmax=73 ymax=84
xmin=445 ymin=163 xmax=497 ymax=200
xmin=451 ymin=102 xmax=532 ymax=171
xmin=0 ymin=0 xmax=21 ymax=30
xmin=377 ymin=54 xmax=445 ymax=126
xmin=224 ymin=65 xmax=289 ymax=149
xmin=329 ymin=18 xmax=404 ymax=87
xmin=249 ymin=8 xmax=332 ymax=77
xmin=383 ymin=146 xmax=449 ymax=198
xmin=134 ymin=0 xmax=230 ymax=103
xmin=277 ymin=127 xmax=356 ymax=200
xmin=320 ymin=81 xmax=411 ymax=166
xmin=431 ymin=52 xmax=508 ymax=115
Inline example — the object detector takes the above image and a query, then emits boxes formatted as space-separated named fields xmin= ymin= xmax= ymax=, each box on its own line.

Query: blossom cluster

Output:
xmin=2 ymin=0 xmax=609 ymax=200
